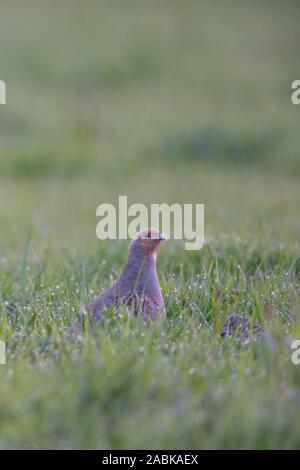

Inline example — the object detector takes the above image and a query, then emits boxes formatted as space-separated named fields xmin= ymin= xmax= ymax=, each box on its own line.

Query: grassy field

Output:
xmin=0 ymin=0 xmax=300 ymax=449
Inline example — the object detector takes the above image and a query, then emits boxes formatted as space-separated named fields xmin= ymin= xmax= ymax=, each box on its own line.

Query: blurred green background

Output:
xmin=0 ymin=0 xmax=299 ymax=449
xmin=0 ymin=0 xmax=299 ymax=248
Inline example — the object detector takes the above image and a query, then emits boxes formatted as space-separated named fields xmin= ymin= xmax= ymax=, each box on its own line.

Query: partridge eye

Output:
xmin=147 ymin=231 xmax=152 ymax=238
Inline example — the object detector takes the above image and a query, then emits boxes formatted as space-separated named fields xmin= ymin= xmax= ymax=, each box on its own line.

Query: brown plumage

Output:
xmin=220 ymin=313 xmax=264 ymax=340
xmin=89 ymin=228 xmax=166 ymax=322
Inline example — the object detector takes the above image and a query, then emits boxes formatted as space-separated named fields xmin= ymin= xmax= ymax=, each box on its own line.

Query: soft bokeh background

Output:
xmin=0 ymin=0 xmax=299 ymax=449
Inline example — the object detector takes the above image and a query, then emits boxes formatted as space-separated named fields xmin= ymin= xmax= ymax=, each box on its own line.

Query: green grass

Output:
xmin=0 ymin=0 xmax=300 ymax=449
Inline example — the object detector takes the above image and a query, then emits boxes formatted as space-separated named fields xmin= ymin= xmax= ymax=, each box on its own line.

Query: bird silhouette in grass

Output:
xmin=220 ymin=313 xmax=264 ymax=341
xmin=89 ymin=228 xmax=166 ymax=322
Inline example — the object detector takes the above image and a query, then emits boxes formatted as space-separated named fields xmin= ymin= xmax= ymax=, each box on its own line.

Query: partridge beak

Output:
xmin=155 ymin=233 xmax=166 ymax=241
